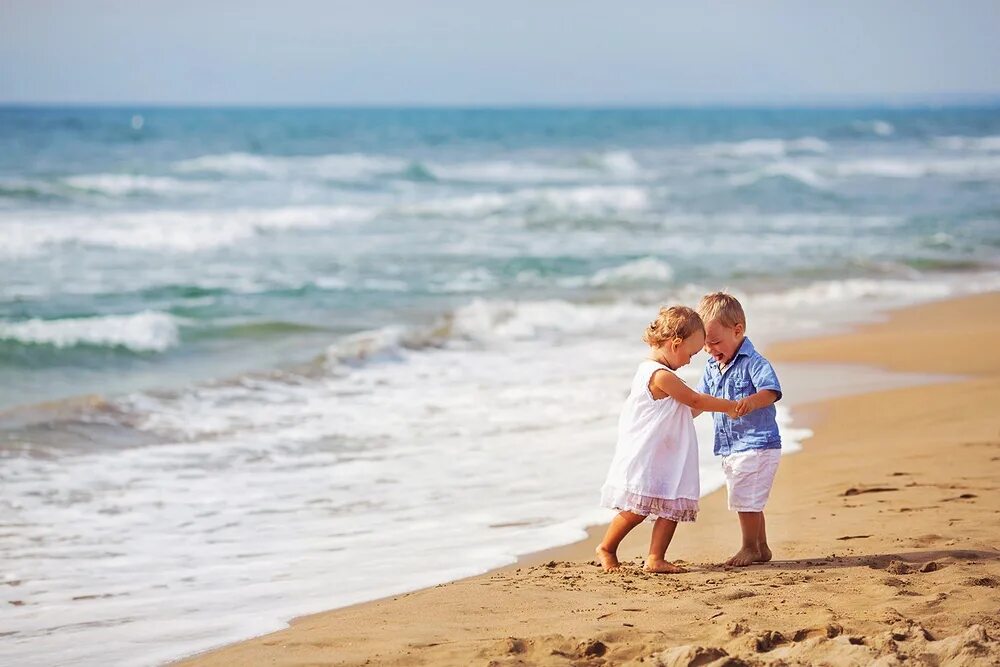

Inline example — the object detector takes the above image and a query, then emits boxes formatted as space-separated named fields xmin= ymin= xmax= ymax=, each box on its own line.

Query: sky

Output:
xmin=2 ymin=1 xmax=999 ymax=106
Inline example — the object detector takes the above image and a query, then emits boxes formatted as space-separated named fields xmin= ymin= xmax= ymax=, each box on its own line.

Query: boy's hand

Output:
xmin=734 ymin=396 xmax=755 ymax=418
xmin=725 ymin=401 xmax=741 ymax=420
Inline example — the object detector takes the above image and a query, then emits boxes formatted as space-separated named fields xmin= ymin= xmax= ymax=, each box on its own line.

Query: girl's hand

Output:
xmin=726 ymin=401 xmax=741 ymax=419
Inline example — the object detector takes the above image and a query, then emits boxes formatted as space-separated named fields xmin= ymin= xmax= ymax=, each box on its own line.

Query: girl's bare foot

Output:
xmin=645 ymin=556 xmax=686 ymax=574
xmin=596 ymin=546 xmax=621 ymax=572
xmin=755 ymin=543 xmax=772 ymax=563
xmin=725 ymin=547 xmax=760 ymax=567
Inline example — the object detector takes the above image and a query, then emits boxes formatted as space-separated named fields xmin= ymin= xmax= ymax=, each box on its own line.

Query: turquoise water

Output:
xmin=2 ymin=107 xmax=999 ymax=408
xmin=1 ymin=106 xmax=999 ymax=665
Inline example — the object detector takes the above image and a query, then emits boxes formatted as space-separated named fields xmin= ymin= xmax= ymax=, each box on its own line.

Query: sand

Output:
xmin=177 ymin=292 xmax=1000 ymax=667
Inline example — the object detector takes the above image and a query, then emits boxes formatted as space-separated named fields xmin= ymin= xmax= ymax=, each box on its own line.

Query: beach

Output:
xmin=177 ymin=291 xmax=1000 ymax=666
xmin=3 ymin=107 xmax=1000 ymax=666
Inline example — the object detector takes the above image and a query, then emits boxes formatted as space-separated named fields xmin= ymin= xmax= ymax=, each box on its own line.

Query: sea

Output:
xmin=1 ymin=106 xmax=999 ymax=666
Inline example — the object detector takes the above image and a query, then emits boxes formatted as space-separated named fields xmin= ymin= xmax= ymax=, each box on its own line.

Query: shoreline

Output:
xmin=177 ymin=292 xmax=1000 ymax=666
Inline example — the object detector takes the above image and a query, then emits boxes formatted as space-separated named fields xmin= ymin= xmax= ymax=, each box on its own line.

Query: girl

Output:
xmin=597 ymin=306 xmax=738 ymax=573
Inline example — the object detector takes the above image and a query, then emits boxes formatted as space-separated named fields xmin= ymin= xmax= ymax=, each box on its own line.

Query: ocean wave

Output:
xmin=0 ymin=179 xmax=68 ymax=202
xmin=748 ymin=273 xmax=1000 ymax=309
xmin=834 ymin=156 xmax=1000 ymax=179
xmin=0 ymin=205 xmax=376 ymax=256
xmin=729 ymin=163 xmax=828 ymax=189
xmin=63 ymin=174 xmax=213 ymax=197
xmin=578 ymin=150 xmax=642 ymax=176
xmin=400 ymin=185 xmax=650 ymax=218
xmin=173 ymin=151 xmax=409 ymax=180
xmin=323 ymin=297 xmax=650 ymax=367
xmin=933 ymin=135 xmax=1000 ymax=152
xmin=852 ymin=120 xmax=895 ymax=136
xmin=427 ymin=161 xmax=597 ymax=184
xmin=698 ymin=137 xmax=829 ymax=158
xmin=0 ymin=311 xmax=181 ymax=353
xmin=582 ymin=257 xmax=674 ymax=287
xmin=172 ymin=150 xmax=644 ymax=185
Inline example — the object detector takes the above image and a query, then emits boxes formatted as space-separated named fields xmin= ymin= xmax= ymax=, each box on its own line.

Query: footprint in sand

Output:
xmin=843 ymin=486 xmax=898 ymax=496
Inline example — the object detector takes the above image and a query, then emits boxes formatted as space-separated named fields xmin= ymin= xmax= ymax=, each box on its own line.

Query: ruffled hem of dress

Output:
xmin=600 ymin=486 xmax=699 ymax=522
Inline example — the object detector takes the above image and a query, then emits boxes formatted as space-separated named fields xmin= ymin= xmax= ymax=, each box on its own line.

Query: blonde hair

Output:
xmin=697 ymin=292 xmax=746 ymax=329
xmin=642 ymin=305 xmax=704 ymax=347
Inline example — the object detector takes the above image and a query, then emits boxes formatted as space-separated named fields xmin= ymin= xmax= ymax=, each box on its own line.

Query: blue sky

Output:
xmin=2 ymin=1 xmax=999 ymax=106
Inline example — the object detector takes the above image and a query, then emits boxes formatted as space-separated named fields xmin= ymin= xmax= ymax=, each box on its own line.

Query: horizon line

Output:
xmin=3 ymin=103 xmax=1000 ymax=112
xmin=2 ymin=92 xmax=1000 ymax=111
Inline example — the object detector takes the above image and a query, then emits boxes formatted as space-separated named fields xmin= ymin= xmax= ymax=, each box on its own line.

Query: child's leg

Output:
xmin=757 ymin=512 xmax=771 ymax=562
xmin=646 ymin=517 xmax=685 ymax=573
xmin=726 ymin=511 xmax=763 ymax=566
xmin=722 ymin=450 xmax=780 ymax=566
xmin=596 ymin=511 xmax=645 ymax=572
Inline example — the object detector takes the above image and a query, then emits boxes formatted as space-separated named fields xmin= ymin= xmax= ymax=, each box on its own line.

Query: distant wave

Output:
xmin=549 ymin=257 xmax=674 ymax=289
xmin=851 ymin=120 xmax=895 ymax=137
xmin=171 ymin=150 xmax=645 ymax=184
xmin=697 ymin=137 xmax=829 ymax=158
xmin=933 ymin=135 xmax=1000 ymax=152
xmin=835 ymin=156 xmax=1000 ymax=179
xmin=0 ymin=311 xmax=181 ymax=353
xmin=0 ymin=185 xmax=649 ymax=257
xmin=0 ymin=205 xmax=376 ymax=256
xmin=728 ymin=162 xmax=828 ymax=189
xmin=0 ymin=175 xmax=212 ymax=203
xmin=63 ymin=174 xmax=213 ymax=197
xmin=579 ymin=150 xmax=642 ymax=176
xmin=400 ymin=185 xmax=650 ymax=218
xmin=0 ymin=179 xmax=65 ymax=202
xmin=174 ymin=151 xmax=409 ymax=181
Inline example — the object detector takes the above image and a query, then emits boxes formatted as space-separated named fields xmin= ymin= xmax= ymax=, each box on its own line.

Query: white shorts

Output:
xmin=722 ymin=449 xmax=781 ymax=512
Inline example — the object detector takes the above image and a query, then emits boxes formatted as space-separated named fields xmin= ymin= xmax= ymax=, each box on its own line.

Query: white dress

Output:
xmin=600 ymin=360 xmax=700 ymax=522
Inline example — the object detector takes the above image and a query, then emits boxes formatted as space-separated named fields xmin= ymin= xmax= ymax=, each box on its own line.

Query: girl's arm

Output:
xmin=650 ymin=370 xmax=737 ymax=415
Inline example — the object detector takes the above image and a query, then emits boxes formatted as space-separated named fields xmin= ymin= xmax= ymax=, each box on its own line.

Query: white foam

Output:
xmin=835 ymin=156 xmax=1000 ymax=179
xmin=173 ymin=152 xmax=282 ymax=176
xmin=730 ymin=162 xmax=828 ymax=189
xmin=850 ymin=120 xmax=895 ymax=136
xmin=933 ymin=135 xmax=1000 ymax=152
xmin=699 ymin=137 xmax=829 ymax=158
xmin=750 ymin=278 xmax=946 ymax=309
xmin=428 ymin=160 xmax=596 ymax=183
xmin=63 ymin=174 xmax=212 ymax=197
xmin=400 ymin=185 xmax=649 ymax=218
xmin=173 ymin=152 xmax=408 ymax=180
xmin=0 ymin=311 xmax=180 ymax=352
xmin=0 ymin=205 xmax=376 ymax=256
xmin=587 ymin=257 xmax=674 ymax=286
xmin=588 ymin=150 xmax=642 ymax=176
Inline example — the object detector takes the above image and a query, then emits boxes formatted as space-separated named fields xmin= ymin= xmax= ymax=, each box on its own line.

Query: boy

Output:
xmin=695 ymin=292 xmax=783 ymax=566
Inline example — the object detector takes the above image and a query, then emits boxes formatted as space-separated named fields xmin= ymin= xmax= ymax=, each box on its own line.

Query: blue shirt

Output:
xmin=697 ymin=337 xmax=782 ymax=456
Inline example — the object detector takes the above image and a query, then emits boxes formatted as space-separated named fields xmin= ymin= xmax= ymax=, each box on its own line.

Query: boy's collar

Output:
xmin=706 ymin=336 xmax=755 ymax=370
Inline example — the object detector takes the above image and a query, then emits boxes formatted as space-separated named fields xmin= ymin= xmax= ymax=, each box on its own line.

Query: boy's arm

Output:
xmin=651 ymin=370 xmax=736 ymax=415
xmin=735 ymin=389 xmax=780 ymax=415
xmin=736 ymin=357 xmax=783 ymax=416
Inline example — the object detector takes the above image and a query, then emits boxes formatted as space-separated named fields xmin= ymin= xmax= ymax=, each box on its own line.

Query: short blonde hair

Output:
xmin=642 ymin=305 xmax=704 ymax=347
xmin=697 ymin=292 xmax=746 ymax=329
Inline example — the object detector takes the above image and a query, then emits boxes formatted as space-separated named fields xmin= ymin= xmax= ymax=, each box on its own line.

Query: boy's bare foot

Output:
xmin=645 ymin=556 xmax=686 ymax=574
xmin=596 ymin=546 xmax=621 ymax=572
xmin=755 ymin=543 xmax=772 ymax=563
xmin=725 ymin=547 xmax=760 ymax=567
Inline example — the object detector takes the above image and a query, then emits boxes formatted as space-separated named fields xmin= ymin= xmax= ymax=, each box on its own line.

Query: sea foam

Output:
xmin=0 ymin=311 xmax=181 ymax=352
